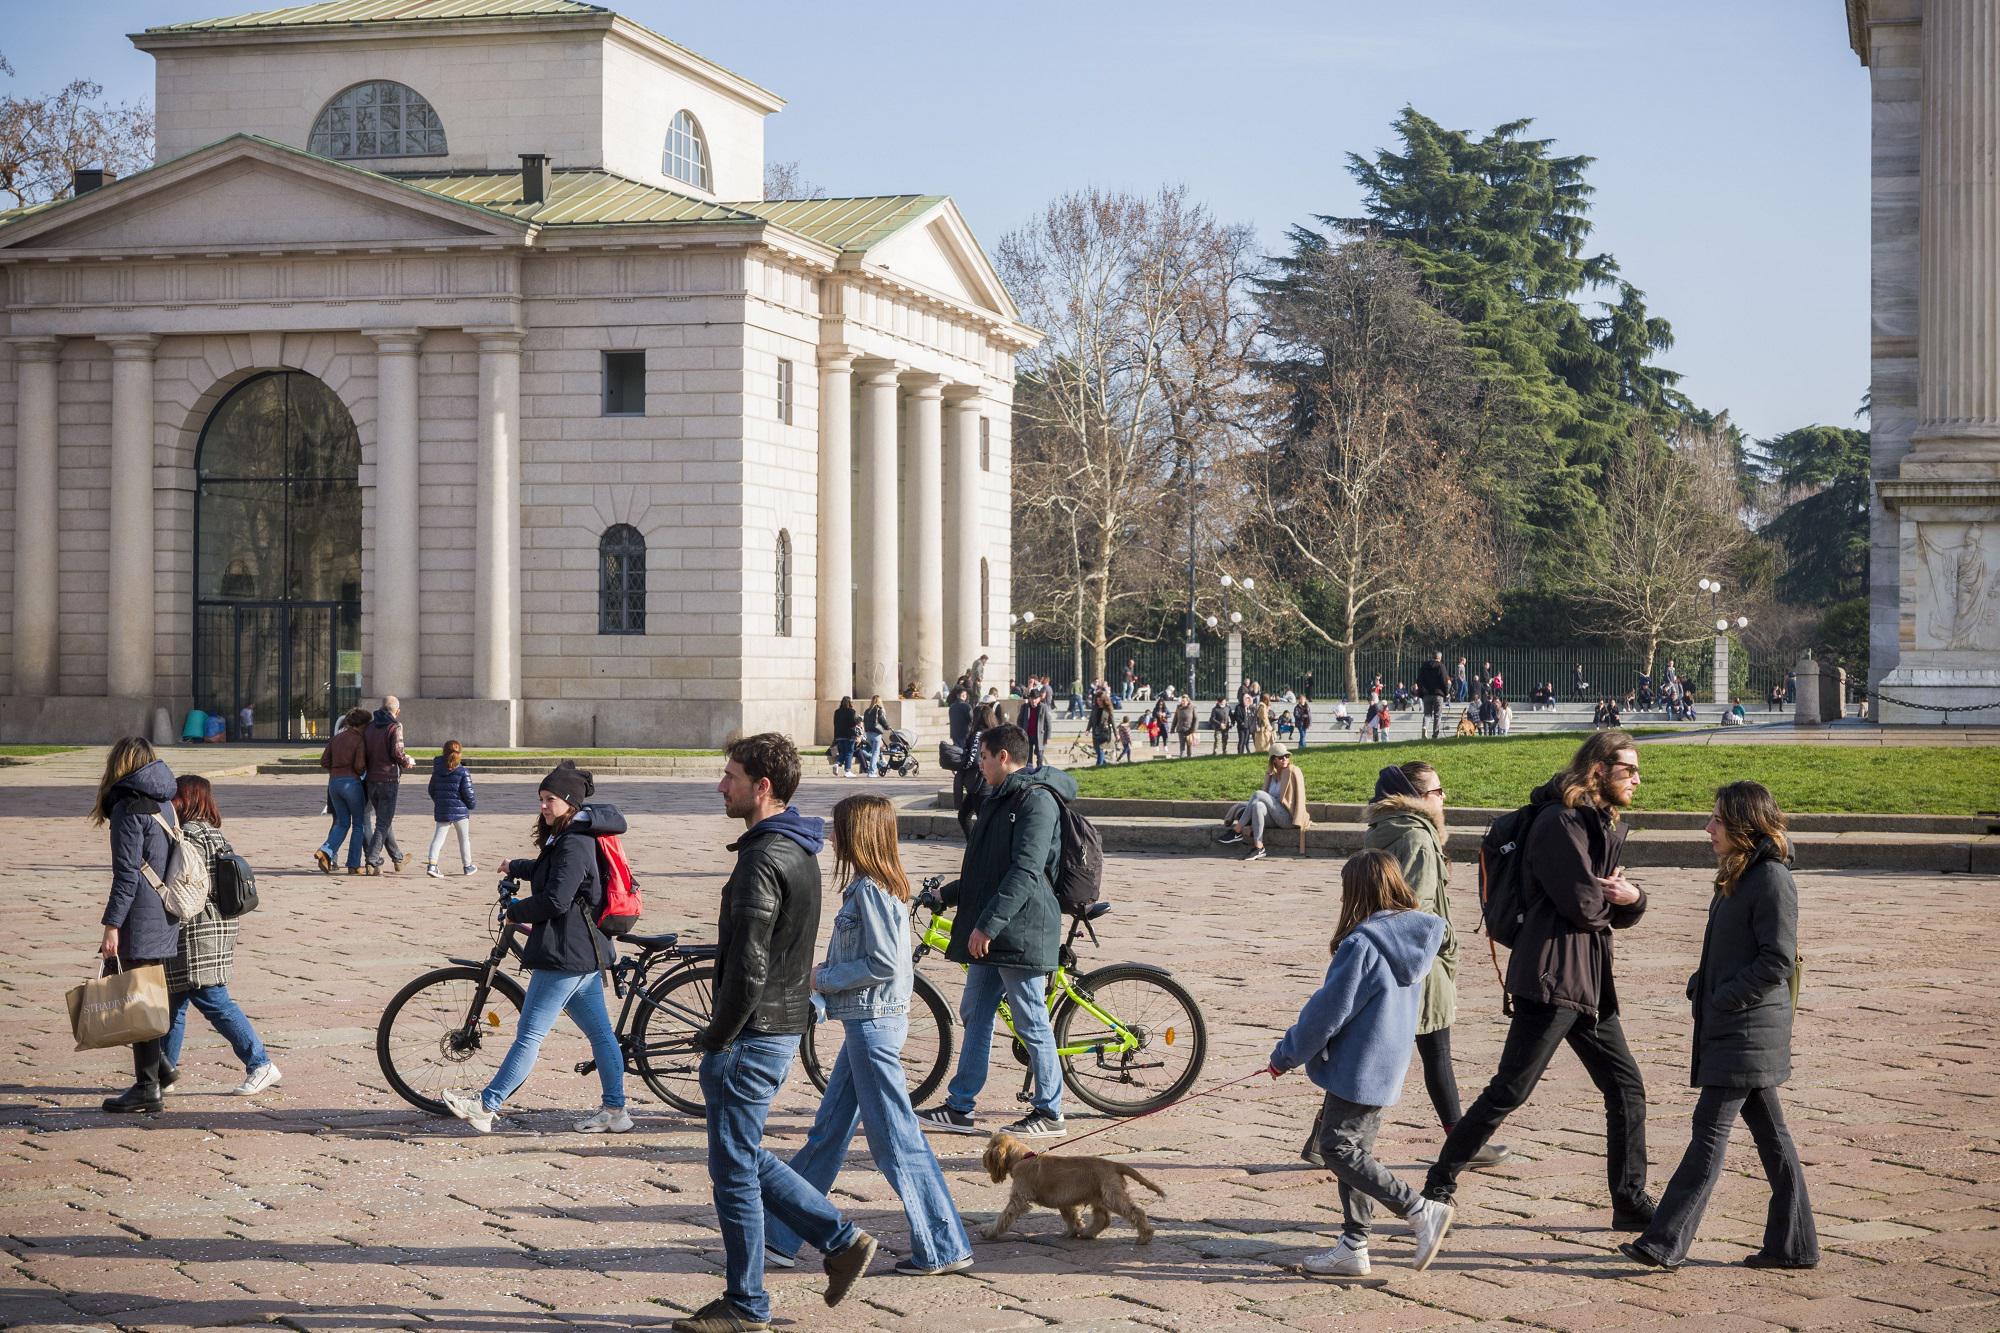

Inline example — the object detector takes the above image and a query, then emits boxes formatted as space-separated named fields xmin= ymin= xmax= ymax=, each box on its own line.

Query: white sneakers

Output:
xmin=441 ymin=1088 xmax=497 ymax=1134
xmin=1302 ymin=1236 xmax=1370 ymax=1276
xmin=1409 ymin=1197 xmax=1454 ymax=1271
xmin=233 ymin=1063 xmax=282 ymax=1096
xmin=575 ymin=1106 xmax=634 ymax=1134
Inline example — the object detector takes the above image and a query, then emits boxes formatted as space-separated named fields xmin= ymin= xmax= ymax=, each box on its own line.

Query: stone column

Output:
xmin=853 ymin=358 xmax=902 ymax=699
xmin=1711 ymin=632 xmax=1729 ymax=706
xmin=7 ymin=337 xmax=60 ymax=697
xmin=469 ymin=329 xmax=522 ymax=702
xmin=366 ymin=330 xmax=424 ymax=699
xmin=1226 ymin=630 xmax=1244 ymax=689
xmin=815 ymin=350 xmax=855 ymax=703
xmin=102 ymin=335 xmax=160 ymax=701
xmin=1911 ymin=0 xmax=2000 ymax=464
xmin=900 ymin=372 xmax=945 ymax=694
xmin=942 ymin=388 xmax=983 ymax=685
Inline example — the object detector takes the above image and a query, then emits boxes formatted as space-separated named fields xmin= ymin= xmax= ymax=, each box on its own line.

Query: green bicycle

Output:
xmin=800 ymin=876 xmax=1208 ymax=1116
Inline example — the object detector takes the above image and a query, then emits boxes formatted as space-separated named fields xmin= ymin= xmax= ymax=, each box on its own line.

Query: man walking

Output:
xmin=1417 ymin=652 xmax=1449 ymax=740
xmin=918 ymin=724 xmax=1072 ymax=1139
xmin=1423 ymin=730 xmax=1655 ymax=1230
xmin=681 ymin=734 xmax=875 ymax=1332
xmin=361 ymin=696 xmax=415 ymax=874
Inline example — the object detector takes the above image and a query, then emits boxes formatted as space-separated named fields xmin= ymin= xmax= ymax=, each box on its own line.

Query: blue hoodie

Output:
xmin=753 ymin=806 xmax=825 ymax=857
xmin=1270 ymin=908 xmax=1446 ymax=1107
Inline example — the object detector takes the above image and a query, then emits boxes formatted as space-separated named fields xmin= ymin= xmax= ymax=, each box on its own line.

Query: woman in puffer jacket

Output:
xmin=90 ymin=737 xmax=181 ymax=1114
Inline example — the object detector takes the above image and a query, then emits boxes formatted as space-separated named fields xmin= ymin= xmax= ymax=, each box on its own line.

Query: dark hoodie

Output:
xmin=362 ymin=708 xmax=409 ymax=784
xmin=944 ymin=764 xmax=1078 ymax=972
xmin=698 ymin=807 xmax=826 ymax=1050
xmin=1270 ymin=908 xmax=1446 ymax=1106
xmin=102 ymin=758 xmax=182 ymax=961
xmin=1508 ymin=778 xmax=1646 ymax=1018
xmin=503 ymin=803 xmax=628 ymax=974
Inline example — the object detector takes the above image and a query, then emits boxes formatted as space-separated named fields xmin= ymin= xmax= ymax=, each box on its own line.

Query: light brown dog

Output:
xmin=981 ymin=1130 xmax=1164 ymax=1243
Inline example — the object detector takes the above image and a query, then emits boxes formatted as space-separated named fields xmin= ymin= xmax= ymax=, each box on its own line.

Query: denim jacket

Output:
xmin=813 ymin=875 xmax=913 ymax=1021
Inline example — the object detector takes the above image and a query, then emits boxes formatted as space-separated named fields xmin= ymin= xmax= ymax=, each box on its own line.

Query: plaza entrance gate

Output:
xmin=191 ymin=371 xmax=363 ymax=741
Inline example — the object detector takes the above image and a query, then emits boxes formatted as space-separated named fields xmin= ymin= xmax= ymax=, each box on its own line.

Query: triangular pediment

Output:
xmin=856 ymin=202 xmax=1019 ymax=322
xmin=0 ymin=135 xmax=525 ymax=252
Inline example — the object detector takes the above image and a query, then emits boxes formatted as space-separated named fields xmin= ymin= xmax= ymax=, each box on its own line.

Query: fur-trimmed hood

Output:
xmin=1365 ymin=793 xmax=1445 ymax=846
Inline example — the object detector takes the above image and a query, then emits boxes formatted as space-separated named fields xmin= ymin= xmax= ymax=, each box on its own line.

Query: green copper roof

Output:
xmin=393 ymin=168 xmax=765 ymax=227
xmin=731 ymin=196 xmax=944 ymax=252
xmin=148 ymin=0 xmax=606 ymax=31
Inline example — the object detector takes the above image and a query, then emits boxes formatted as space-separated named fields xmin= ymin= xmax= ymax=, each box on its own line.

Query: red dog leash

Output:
xmin=1022 ymin=1066 xmax=1276 ymax=1159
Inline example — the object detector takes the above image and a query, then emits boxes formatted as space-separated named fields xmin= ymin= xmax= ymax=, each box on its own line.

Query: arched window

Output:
xmin=599 ymin=524 xmax=646 ymax=635
xmin=662 ymin=110 xmax=711 ymax=190
xmin=309 ymin=81 xmax=448 ymax=160
xmin=774 ymin=529 xmax=793 ymax=637
xmin=979 ymin=558 xmax=990 ymax=648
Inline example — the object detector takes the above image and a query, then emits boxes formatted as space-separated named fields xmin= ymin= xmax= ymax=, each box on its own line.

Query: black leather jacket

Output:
xmin=697 ymin=817 xmax=822 ymax=1050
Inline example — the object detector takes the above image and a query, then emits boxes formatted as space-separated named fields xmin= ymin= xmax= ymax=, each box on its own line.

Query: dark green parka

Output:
xmin=944 ymin=764 xmax=1077 ymax=973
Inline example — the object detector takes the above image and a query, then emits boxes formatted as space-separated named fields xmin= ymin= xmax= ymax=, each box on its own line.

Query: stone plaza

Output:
xmin=2 ymin=753 xmax=1997 ymax=1331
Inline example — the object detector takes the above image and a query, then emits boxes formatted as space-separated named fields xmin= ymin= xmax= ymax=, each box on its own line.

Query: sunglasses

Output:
xmin=1421 ymin=786 xmax=1445 ymax=799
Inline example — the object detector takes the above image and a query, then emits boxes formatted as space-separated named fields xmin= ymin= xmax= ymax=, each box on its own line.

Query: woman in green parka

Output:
xmin=1301 ymin=762 xmax=1508 ymax=1170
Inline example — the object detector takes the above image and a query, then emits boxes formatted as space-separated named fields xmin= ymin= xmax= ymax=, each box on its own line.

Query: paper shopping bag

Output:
xmin=66 ymin=960 xmax=170 ymax=1051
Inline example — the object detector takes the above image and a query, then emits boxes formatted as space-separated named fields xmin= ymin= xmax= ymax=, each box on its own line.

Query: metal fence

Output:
xmin=1017 ymin=636 xmax=1792 ymax=706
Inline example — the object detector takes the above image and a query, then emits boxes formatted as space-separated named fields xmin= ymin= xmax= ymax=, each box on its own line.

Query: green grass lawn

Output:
xmin=1070 ymin=733 xmax=2000 ymax=815
xmin=387 ymin=748 xmax=724 ymax=759
xmin=0 ymin=745 xmax=79 ymax=757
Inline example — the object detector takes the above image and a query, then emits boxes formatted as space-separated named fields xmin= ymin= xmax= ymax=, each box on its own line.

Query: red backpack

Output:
xmin=593 ymin=834 xmax=642 ymax=937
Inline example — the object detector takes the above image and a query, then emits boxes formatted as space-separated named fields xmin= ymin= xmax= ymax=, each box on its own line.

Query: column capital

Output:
xmin=942 ymin=383 xmax=985 ymax=407
xmin=465 ymin=326 xmax=525 ymax=351
xmin=4 ymin=335 xmax=62 ymax=362
xmin=364 ymin=327 xmax=427 ymax=354
xmin=901 ymin=370 xmax=946 ymax=399
xmin=98 ymin=334 xmax=161 ymax=359
xmin=817 ymin=343 xmax=858 ymax=372
xmin=853 ymin=356 xmax=905 ymax=385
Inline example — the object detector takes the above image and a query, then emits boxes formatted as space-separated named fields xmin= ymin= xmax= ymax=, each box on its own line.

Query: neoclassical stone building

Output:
xmin=0 ymin=0 xmax=1033 ymax=746
xmin=1848 ymin=0 xmax=2000 ymax=722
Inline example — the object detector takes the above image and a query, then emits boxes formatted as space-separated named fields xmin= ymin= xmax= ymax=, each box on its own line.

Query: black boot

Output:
xmin=104 ymin=1039 xmax=164 ymax=1114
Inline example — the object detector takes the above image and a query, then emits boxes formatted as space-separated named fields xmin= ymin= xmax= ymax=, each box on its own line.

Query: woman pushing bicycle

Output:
xmin=440 ymin=760 xmax=631 ymax=1135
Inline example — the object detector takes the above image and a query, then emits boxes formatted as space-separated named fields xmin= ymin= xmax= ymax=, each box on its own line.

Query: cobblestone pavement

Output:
xmin=3 ymin=758 xmax=1997 ymax=1331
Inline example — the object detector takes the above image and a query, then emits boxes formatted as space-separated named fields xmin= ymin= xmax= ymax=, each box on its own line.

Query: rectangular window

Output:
xmin=979 ymin=417 xmax=992 ymax=471
xmin=775 ymin=358 xmax=794 ymax=424
xmin=603 ymin=350 xmax=645 ymax=416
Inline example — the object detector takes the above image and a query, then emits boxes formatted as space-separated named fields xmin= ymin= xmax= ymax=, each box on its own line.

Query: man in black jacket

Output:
xmin=679 ymin=734 xmax=873 ymax=1333
xmin=1424 ymin=730 xmax=1656 ymax=1229
xmin=1416 ymin=652 xmax=1450 ymax=739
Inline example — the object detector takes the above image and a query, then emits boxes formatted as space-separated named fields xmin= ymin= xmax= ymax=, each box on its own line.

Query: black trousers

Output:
xmin=1426 ymin=997 xmax=1649 ymax=1210
xmin=363 ymin=781 xmax=403 ymax=866
xmin=1415 ymin=1028 xmax=1463 ymax=1127
xmin=108 ymin=956 xmax=170 ymax=1091
xmin=1635 ymin=1085 xmax=1818 ymax=1267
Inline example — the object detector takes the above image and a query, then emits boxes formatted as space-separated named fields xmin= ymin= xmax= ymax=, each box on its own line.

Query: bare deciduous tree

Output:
xmin=0 ymin=57 xmax=154 ymax=208
xmin=761 ymin=159 xmax=826 ymax=201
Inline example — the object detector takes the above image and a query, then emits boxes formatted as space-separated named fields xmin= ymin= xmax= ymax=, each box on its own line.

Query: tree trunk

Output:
xmin=1641 ymin=633 xmax=1660 ymax=685
xmin=1344 ymin=584 xmax=1361 ymax=702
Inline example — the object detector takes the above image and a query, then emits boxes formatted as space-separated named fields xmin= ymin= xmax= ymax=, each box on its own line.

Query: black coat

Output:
xmin=833 ymin=704 xmax=860 ymax=741
xmin=699 ymin=811 xmax=824 ymax=1050
xmin=1688 ymin=842 xmax=1798 ymax=1088
xmin=1505 ymin=780 xmax=1646 ymax=1018
xmin=101 ymin=759 xmax=182 ymax=962
xmin=504 ymin=805 xmax=625 ymax=974
xmin=1416 ymin=660 xmax=1449 ymax=698
xmin=948 ymin=697 xmax=972 ymax=748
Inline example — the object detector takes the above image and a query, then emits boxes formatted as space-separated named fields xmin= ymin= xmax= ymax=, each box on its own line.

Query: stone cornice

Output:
xmin=1848 ymin=0 xmax=1870 ymax=63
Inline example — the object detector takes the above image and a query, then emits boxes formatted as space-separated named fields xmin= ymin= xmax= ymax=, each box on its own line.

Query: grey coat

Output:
xmin=100 ymin=758 xmax=182 ymax=962
xmin=1688 ymin=840 xmax=1798 ymax=1089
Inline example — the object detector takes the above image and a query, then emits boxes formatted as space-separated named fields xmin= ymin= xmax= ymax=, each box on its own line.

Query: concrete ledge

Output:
xmin=0 ymin=695 xmax=154 ymax=744
xmin=403 ymin=698 xmax=519 ymax=748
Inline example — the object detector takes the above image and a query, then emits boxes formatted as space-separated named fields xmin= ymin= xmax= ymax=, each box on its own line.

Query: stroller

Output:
xmin=824 ymin=728 xmax=922 ymax=778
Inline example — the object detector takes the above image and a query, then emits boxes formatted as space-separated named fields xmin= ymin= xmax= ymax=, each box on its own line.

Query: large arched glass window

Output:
xmin=309 ymin=81 xmax=448 ymax=160
xmin=775 ymin=529 xmax=793 ymax=637
xmin=662 ymin=110 xmax=711 ymax=190
xmin=599 ymin=525 xmax=646 ymax=635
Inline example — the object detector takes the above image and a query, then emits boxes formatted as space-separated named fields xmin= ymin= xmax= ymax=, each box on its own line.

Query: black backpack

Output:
xmin=1044 ymin=789 xmax=1104 ymax=916
xmin=211 ymin=851 xmax=259 ymax=918
xmin=1476 ymin=801 xmax=1547 ymax=948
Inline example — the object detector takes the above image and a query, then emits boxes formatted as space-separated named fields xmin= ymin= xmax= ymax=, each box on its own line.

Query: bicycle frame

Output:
xmin=912 ymin=902 xmax=1142 ymax=1061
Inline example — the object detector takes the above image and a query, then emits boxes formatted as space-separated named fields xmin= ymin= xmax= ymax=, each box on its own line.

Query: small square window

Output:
xmin=776 ymin=358 xmax=794 ymax=424
xmin=604 ymin=351 xmax=645 ymax=416
xmin=979 ymin=418 xmax=992 ymax=471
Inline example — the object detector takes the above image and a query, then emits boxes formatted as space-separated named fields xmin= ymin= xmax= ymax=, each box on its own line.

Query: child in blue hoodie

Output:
xmin=1269 ymin=849 xmax=1455 ymax=1278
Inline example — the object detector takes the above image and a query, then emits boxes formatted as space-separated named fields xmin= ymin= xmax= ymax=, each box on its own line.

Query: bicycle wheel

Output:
xmin=633 ymin=962 xmax=715 ymax=1115
xmin=1053 ymin=963 xmax=1206 ymax=1116
xmin=376 ymin=966 xmax=525 ymax=1116
xmin=801 ymin=972 xmax=954 ymax=1109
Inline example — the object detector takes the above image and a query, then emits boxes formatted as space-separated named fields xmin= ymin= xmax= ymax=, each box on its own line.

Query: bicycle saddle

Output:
xmin=617 ymin=930 xmax=680 ymax=951
xmin=1073 ymin=902 xmax=1112 ymax=922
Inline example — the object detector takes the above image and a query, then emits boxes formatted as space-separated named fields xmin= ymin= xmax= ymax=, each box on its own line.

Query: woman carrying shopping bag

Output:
xmin=90 ymin=737 xmax=182 ymax=1114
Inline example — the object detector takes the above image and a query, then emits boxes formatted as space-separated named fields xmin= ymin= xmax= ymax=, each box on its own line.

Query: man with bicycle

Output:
xmin=679 ymin=734 xmax=875 ymax=1333
xmin=917 ymin=722 xmax=1075 ymax=1139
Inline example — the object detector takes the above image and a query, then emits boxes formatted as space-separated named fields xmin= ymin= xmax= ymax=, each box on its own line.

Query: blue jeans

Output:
xmin=834 ymin=738 xmax=855 ymax=772
xmin=164 ymin=984 xmax=269 ymax=1072
xmin=1093 ymin=742 xmax=1106 ymax=767
xmin=766 ymin=1015 xmax=972 ymax=1268
xmin=322 ymin=776 xmax=367 ymax=869
xmin=481 ymin=968 xmax=624 ymax=1113
xmin=947 ymin=964 xmax=1063 ymax=1119
xmin=700 ymin=1034 xmax=857 ymax=1322
xmin=863 ymin=733 xmax=883 ymax=774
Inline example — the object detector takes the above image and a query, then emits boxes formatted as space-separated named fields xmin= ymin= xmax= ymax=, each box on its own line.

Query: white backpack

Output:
xmin=140 ymin=811 xmax=212 ymax=921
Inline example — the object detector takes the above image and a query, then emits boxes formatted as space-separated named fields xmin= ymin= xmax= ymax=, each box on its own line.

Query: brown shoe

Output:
xmin=393 ymin=853 xmax=412 ymax=873
xmin=362 ymin=864 xmax=382 ymax=877
xmin=822 ymin=1230 xmax=876 ymax=1307
xmin=313 ymin=848 xmax=333 ymax=873
xmin=347 ymin=866 xmax=363 ymax=876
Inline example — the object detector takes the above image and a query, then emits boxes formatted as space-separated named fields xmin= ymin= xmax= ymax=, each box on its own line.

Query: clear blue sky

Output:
xmin=3 ymin=0 xmax=1868 ymax=443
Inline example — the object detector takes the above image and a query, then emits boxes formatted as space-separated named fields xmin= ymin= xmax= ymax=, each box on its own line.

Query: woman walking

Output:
xmin=1088 ymin=690 xmax=1115 ymax=767
xmin=315 ymin=706 xmax=372 ymax=874
xmin=832 ymin=696 xmax=860 ymax=776
xmin=91 ymin=738 xmax=181 ymax=1114
xmin=765 ymin=795 xmax=974 ymax=1277
xmin=424 ymin=740 xmax=478 ymax=878
xmin=862 ymin=695 xmax=890 ymax=777
xmin=441 ymin=761 xmax=630 ymax=1134
xmin=1619 ymin=781 xmax=1817 ymax=1272
xmin=1252 ymin=696 xmax=1275 ymax=753
xmin=163 ymin=776 xmax=281 ymax=1096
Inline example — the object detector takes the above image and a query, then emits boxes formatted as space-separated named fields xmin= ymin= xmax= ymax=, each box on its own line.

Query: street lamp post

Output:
xmin=1220 ymin=574 xmax=1251 ymax=693
xmin=1008 ymin=611 xmax=1035 ymax=691
xmin=1696 ymin=578 xmax=1749 ymax=707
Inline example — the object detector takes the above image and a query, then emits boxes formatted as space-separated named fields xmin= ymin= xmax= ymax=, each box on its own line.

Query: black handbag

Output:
xmin=211 ymin=852 xmax=260 ymax=918
xmin=938 ymin=741 xmax=965 ymax=771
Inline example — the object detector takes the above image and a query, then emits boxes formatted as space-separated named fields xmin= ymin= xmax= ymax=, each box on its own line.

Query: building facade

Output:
xmin=1848 ymin=0 xmax=2000 ymax=722
xmin=0 ymin=0 xmax=1034 ymax=746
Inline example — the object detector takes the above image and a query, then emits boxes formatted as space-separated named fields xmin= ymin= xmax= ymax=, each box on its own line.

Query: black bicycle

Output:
xmin=375 ymin=879 xmax=725 ymax=1116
